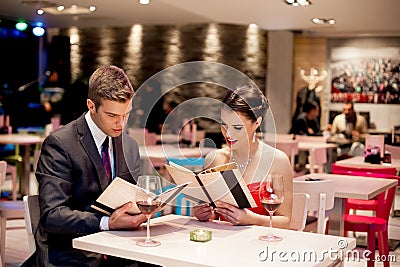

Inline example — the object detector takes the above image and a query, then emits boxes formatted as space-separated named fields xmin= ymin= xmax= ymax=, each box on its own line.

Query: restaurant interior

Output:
xmin=0 ymin=0 xmax=400 ymax=266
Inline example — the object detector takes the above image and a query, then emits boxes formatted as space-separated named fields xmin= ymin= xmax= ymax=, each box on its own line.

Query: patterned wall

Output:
xmin=53 ymin=23 xmax=267 ymax=129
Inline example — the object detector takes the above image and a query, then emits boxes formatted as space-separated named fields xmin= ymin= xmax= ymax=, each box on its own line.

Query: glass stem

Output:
xmin=268 ymin=211 xmax=274 ymax=237
xmin=145 ymin=216 xmax=151 ymax=242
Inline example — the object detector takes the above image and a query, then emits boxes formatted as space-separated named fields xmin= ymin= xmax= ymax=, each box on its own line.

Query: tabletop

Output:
xmin=294 ymin=173 xmax=398 ymax=236
xmin=0 ymin=133 xmax=44 ymax=145
xmin=335 ymin=156 xmax=400 ymax=171
xmin=294 ymin=173 xmax=398 ymax=200
xmin=139 ymin=145 xmax=214 ymax=160
xmin=73 ymin=214 xmax=356 ymax=267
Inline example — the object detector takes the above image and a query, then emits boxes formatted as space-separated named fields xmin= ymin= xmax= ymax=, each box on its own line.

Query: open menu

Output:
xmin=165 ymin=162 xmax=257 ymax=209
xmin=91 ymin=177 xmax=190 ymax=215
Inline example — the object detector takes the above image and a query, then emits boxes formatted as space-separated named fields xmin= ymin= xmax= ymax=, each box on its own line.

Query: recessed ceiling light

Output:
xmin=89 ymin=6 xmax=96 ymax=12
xmin=37 ymin=9 xmax=44 ymax=15
xmin=311 ymin=17 xmax=336 ymax=25
xmin=249 ymin=23 xmax=258 ymax=29
xmin=284 ymin=0 xmax=311 ymax=6
xmin=57 ymin=5 xmax=64 ymax=11
xmin=139 ymin=0 xmax=150 ymax=4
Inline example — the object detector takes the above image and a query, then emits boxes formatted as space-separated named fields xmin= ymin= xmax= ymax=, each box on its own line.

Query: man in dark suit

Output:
xmin=23 ymin=66 xmax=148 ymax=266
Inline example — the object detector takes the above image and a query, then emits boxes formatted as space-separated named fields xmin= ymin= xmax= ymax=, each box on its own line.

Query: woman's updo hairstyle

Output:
xmin=222 ymin=85 xmax=269 ymax=122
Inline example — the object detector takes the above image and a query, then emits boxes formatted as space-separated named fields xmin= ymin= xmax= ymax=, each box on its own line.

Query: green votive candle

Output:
xmin=190 ymin=229 xmax=212 ymax=242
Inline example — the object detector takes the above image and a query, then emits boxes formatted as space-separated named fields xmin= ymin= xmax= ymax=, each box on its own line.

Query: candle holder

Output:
xmin=190 ymin=229 xmax=212 ymax=242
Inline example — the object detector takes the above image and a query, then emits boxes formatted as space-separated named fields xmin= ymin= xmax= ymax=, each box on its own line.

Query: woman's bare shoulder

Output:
xmin=204 ymin=147 xmax=231 ymax=168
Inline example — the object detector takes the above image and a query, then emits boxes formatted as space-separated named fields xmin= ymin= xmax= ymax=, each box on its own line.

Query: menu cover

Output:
xmin=165 ymin=162 xmax=257 ymax=209
xmin=91 ymin=177 xmax=190 ymax=215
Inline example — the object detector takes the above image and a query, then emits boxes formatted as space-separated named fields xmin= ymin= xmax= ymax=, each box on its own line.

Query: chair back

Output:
xmin=376 ymin=181 xmax=397 ymax=220
xmin=275 ymin=141 xmax=299 ymax=170
xmin=308 ymin=147 xmax=327 ymax=173
xmin=365 ymin=134 xmax=385 ymax=158
xmin=385 ymin=144 xmax=400 ymax=158
xmin=290 ymin=193 xmax=309 ymax=231
xmin=23 ymin=195 xmax=40 ymax=255
xmin=0 ymin=161 xmax=7 ymax=188
xmin=293 ymin=179 xmax=335 ymax=234
xmin=168 ymin=157 xmax=205 ymax=172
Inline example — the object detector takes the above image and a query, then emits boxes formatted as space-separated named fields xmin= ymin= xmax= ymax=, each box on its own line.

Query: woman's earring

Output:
xmin=253 ymin=132 xmax=256 ymax=143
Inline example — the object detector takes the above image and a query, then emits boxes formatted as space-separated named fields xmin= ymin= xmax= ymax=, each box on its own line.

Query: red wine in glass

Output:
xmin=261 ymin=199 xmax=282 ymax=213
xmin=136 ymin=201 xmax=160 ymax=215
xmin=259 ymin=174 xmax=284 ymax=242
xmin=135 ymin=175 xmax=162 ymax=247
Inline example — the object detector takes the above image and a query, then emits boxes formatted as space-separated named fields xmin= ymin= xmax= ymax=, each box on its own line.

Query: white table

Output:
xmin=264 ymin=134 xmax=337 ymax=173
xmin=139 ymin=145 xmax=215 ymax=173
xmin=73 ymin=214 xmax=356 ymax=267
xmin=0 ymin=134 xmax=43 ymax=196
xmin=335 ymin=155 xmax=400 ymax=172
xmin=156 ymin=134 xmax=181 ymax=144
xmin=294 ymin=173 xmax=398 ymax=236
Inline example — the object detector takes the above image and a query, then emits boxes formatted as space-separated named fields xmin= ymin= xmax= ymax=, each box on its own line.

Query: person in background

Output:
xmin=136 ymin=79 xmax=164 ymax=134
xmin=330 ymin=101 xmax=368 ymax=140
xmin=22 ymin=66 xmax=158 ymax=267
xmin=41 ymin=70 xmax=66 ymax=120
xmin=193 ymin=85 xmax=293 ymax=228
xmin=161 ymin=101 xmax=182 ymax=134
xmin=289 ymin=101 xmax=322 ymax=136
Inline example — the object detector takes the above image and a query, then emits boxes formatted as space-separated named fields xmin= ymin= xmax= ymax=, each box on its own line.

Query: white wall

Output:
xmin=266 ymin=31 xmax=294 ymax=134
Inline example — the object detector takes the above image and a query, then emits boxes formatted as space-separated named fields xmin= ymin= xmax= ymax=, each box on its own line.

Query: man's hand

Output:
xmin=352 ymin=130 xmax=361 ymax=140
xmin=108 ymin=202 xmax=147 ymax=230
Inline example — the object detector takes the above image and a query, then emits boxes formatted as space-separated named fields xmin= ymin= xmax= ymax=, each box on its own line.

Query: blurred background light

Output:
xmin=15 ymin=21 xmax=28 ymax=31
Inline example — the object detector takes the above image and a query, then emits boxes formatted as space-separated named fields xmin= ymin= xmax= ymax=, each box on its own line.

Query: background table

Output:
xmin=73 ymin=214 xmax=356 ymax=267
xmin=0 ymin=134 xmax=43 ymax=196
xmin=295 ymin=173 xmax=398 ymax=236
xmin=139 ymin=145 xmax=215 ymax=174
xmin=335 ymin=155 xmax=400 ymax=172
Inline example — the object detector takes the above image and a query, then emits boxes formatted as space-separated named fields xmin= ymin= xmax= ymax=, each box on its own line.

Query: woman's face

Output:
xmin=220 ymin=108 xmax=258 ymax=150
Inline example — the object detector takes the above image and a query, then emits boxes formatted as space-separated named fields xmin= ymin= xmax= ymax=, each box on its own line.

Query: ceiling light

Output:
xmin=249 ymin=23 xmax=258 ymax=29
xmin=284 ymin=0 xmax=311 ymax=6
xmin=89 ymin=6 xmax=96 ymax=12
xmin=139 ymin=0 xmax=150 ymax=5
xmin=37 ymin=9 xmax=44 ymax=15
xmin=312 ymin=17 xmax=336 ymax=25
xmin=15 ymin=21 xmax=28 ymax=31
xmin=57 ymin=5 xmax=64 ymax=11
xmin=32 ymin=26 xmax=45 ymax=36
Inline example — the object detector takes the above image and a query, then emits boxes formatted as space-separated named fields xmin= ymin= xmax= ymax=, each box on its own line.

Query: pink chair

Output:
xmin=331 ymin=164 xmax=397 ymax=211
xmin=344 ymin=175 xmax=398 ymax=267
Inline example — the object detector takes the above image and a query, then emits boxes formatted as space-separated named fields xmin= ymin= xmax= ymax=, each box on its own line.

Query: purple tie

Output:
xmin=101 ymin=138 xmax=112 ymax=183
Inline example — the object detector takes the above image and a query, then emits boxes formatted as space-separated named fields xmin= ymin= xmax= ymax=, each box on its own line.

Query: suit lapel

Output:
xmin=113 ymin=135 xmax=133 ymax=182
xmin=76 ymin=115 xmax=109 ymax=191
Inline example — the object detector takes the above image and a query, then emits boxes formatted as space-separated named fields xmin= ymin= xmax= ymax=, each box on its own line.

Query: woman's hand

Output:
xmin=193 ymin=203 xmax=217 ymax=221
xmin=214 ymin=201 xmax=253 ymax=226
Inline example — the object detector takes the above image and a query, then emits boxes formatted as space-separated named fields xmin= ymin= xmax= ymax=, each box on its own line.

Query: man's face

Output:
xmin=343 ymin=103 xmax=354 ymax=116
xmin=310 ymin=106 xmax=319 ymax=119
xmin=88 ymin=99 xmax=132 ymax=137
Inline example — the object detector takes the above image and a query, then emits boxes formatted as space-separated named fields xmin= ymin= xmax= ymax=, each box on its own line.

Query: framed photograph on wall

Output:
xmin=330 ymin=47 xmax=400 ymax=104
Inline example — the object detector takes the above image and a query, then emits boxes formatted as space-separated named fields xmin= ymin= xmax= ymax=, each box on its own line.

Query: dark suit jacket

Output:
xmin=23 ymin=113 xmax=140 ymax=267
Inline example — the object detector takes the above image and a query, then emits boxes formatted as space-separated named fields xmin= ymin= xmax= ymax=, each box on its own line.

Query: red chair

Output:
xmin=331 ymin=164 xmax=397 ymax=212
xmin=344 ymin=176 xmax=397 ymax=267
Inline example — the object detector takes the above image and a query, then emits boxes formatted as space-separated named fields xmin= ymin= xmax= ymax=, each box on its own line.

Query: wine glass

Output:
xmin=135 ymin=175 xmax=162 ymax=247
xmin=258 ymin=173 xmax=284 ymax=242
